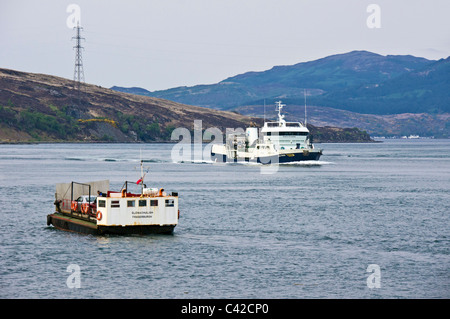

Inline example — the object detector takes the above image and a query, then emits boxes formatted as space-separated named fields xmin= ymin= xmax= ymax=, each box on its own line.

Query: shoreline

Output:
xmin=3 ymin=137 xmax=448 ymax=145
xmin=0 ymin=139 xmax=381 ymax=145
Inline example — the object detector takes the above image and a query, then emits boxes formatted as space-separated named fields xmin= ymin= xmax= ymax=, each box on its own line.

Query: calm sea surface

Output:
xmin=0 ymin=139 xmax=449 ymax=299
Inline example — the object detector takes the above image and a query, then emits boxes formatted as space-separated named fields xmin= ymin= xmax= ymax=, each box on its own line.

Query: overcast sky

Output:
xmin=1 ymin=0 xmax=449 ymax=91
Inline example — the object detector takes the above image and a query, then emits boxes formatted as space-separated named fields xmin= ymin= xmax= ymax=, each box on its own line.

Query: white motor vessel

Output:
xmin=211 ymin=101 xmax=322 ymax=164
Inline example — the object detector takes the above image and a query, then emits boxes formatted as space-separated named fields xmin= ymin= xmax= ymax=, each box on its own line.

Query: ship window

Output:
xmin=111 ymin=200 xmax=120 ymax=208
xmin=98 ymin=200 xmax=106 ymax=208
xmin=150 ymin=200 xmax=158 ymax=207
xmin=279 ymin=132 xmax=308 ymax=136
xmin=127 ymin=200 xmax=135 ymax=207
xmin=266 ymin=132 xmax=271 ymax=136
xmin=138 ymin=199 xmax=147 ymax=207
xmin=165 ymin=199 xmax=174 ymax=207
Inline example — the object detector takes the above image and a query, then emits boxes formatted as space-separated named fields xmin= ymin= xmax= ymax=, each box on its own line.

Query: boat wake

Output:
xmin=64 ymin=157 xmax=167 ymax=163
xmin=278 ymin=160 xmax=333 ymax=166
xmin=174 ymin=160 xmax=216 ymax=164
xmin=173 ymin=159 xmax=333 ymax=167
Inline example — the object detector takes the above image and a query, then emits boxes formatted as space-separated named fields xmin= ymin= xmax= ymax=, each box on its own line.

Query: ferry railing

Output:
xmin=70 ymin=181 xmax=91 ymax=215
xmin=120 ymin=181 xmax=147 ymax=195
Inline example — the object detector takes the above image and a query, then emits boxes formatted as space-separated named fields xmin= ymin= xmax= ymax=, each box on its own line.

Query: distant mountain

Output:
xmin=111 ymin=51 xmax=449 ymax=115
xmin=311 ymin=56 xmax=450 ymax=114
xmin=0 ymin=68 xmax=372 ymax=143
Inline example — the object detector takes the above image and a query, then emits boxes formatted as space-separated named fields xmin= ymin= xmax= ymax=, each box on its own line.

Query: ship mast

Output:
xmin=304 ymin=89 xmax=307 ymax=127
xmin=263 ymin=99 xmax=266 ymax=123
xmin=275 ymin=101 xmax=286 ymax=126
xmin=138 ymin=149 xmax=148 ymax=195
xmin=140 ymin=158 xmax=144 ymax=194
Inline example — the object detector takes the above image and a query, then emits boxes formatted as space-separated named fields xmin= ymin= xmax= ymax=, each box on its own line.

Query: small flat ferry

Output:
xmin=211 ymin=101 xmax=322 ymax=164
xmin=47 ymin=161 xmax=179 ymax=235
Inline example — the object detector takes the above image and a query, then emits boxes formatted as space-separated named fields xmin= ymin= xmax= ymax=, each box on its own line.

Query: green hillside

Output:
xmin=0 ymin=68 xmax=262 ymax=143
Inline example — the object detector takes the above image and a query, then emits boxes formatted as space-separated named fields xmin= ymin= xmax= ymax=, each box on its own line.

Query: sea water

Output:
xmin=0 ymin=139 xmax=449 ymax=298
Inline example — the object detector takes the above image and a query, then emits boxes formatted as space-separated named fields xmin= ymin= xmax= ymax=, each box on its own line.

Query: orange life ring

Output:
xmin=71 ymin=201 xmax=78 ymax=211
xmin=96 ymin=211 xmax=102 ymax=221
xmin=81 ymin=203 xmax=89 ymax=214
xmin=121 ymin=189 xmax=127 ymax=197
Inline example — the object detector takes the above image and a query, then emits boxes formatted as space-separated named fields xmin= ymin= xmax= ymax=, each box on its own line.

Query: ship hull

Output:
xmin=47 ymin=213 xmax=175 ymax=235
xmin=211 ymin=149 xmax=322 ymax=164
